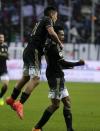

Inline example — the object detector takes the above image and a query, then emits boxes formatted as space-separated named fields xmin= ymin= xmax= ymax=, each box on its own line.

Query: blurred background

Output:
xmin=0 ymin=0 xmax=100 ymax=81
xmin=0 ymin=0 xmax=100 ymax=45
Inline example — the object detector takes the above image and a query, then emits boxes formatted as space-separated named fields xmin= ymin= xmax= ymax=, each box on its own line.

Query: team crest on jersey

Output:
xmin=59 ymin=52 xmax=63 ymax=57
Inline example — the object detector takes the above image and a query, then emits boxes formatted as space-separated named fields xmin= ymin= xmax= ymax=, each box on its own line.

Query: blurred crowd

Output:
xmin=0 ymin=0 xmax=100 ymax=45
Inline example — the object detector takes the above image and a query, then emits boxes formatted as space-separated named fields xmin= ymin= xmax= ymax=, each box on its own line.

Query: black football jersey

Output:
xmin=45 ymin=41 xmax=64 ymax=78
xmin=45 ymin=40 xmax=82 ymax=79
xmin=29 ymin=16 xmax=53 ymax=50
xmin=0 ymin=43 xmax=8 ymax=75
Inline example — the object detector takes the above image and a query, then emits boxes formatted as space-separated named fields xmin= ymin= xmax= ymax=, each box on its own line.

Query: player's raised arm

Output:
xmin=44 ymin=6 xmax=63 ymax=49
xmin=47 ymin=26 xmax=63 ymax=49
xmin=59 ymin=59 xmax=85 ymax=69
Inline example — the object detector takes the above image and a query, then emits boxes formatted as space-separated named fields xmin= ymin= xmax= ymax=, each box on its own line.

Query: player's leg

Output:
xmin=6 ymin=47 xmax=32 ymax=106
xmin=6 ymin=75 xmax=30 ymax=107
xmin=0 ymin=74 xmax=9 ymax=106
xmin=18 ymin=48 xmax=41 ymax=104
xmin=6 ymin=46 xmax=33 ymax=105
xmin=61 ymin=91 xmax=74 ymax=131
xmin=13 ymin=67 xmax=40 ymax=119
xmin=33 ymin=98 xmax=60 ymax=131
xmin=32 ymin=77 xmax=61 ymax=130
xmin=19 ymin=75 xmax=40 ymax=104
xmin=13 ymin=49 xmax=41 ymax=119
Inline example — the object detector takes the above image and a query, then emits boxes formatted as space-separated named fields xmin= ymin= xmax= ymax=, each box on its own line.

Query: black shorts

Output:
xmin=23 ymin=44 xmax=41 ymax=64
xmin=47 ymin=76 xmax=65 ymax=91
xmin=23 ymin=44 xmax=41 ymax=78
xmin=47 ymin=76 xmax=69 ymax=99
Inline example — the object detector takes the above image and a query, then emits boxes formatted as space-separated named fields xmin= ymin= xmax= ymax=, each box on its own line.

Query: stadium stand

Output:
xmin=0 ymin=0 xmax=100 ymax=45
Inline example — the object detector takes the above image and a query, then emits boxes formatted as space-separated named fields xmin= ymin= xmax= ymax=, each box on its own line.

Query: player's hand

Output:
xmin=78 ymin=59 xmax=85 ymax=65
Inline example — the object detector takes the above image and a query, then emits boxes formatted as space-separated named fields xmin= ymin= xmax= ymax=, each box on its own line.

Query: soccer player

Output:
xmin=32 ymin=26 xmax=85 ymax=131
xmin=6 ymin=6 xmax=63 ymax=119
xmin=0 ymin=33 xmax=9 ymax=106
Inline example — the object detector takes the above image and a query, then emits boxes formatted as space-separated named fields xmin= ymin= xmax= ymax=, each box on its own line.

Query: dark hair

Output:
xmin=44 ymin=6 xmax=57 ymax=16
xmin=0 ymin=31 xmax=4 ymax=35
xmin=54 ymin=25 xmax=64 ymax=33
xmin=0 ymin=33 xmax=4 ymax=36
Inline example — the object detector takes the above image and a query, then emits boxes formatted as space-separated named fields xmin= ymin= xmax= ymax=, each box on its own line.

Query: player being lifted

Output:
xmin=32 ymin=25 xmax=85 ymax=131
xmin=0 ymin=33 xmax=9 ymax=106
xmin=6 ymin=6 xmax=63 ymax=119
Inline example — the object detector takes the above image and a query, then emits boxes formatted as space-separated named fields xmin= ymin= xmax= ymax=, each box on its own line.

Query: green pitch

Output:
xmin=0 ymin=81 xmax=100 ymax=131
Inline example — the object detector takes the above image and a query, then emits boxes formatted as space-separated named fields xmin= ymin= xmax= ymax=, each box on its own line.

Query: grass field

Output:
xmin=0 ymin=81 xmax=100 ymax=131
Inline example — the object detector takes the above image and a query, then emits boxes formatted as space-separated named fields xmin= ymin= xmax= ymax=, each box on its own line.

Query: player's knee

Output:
xmin=63 ymin=98 xmax=71 ymax=112
xmin=52 ymin=103 xmax=60 ymax=110
xmin=3 ymin=84 xmax=8 ymax=91
xmin=34 ymin=78 xmax=40 ymax=86
xmin=4 ymin=82 xmax=8 ymax=86
xmin=63 ymin=101 xmax=71 ymax=111
xmin=63 ymin=97 xmax=71 ymax=109
xmin=23 ymin=76 xmax=30 ymax=82
xmin=31 ymin=77 xmax=40 ymax=86
xmin=63 ymin=97 xmax=71 ymax=111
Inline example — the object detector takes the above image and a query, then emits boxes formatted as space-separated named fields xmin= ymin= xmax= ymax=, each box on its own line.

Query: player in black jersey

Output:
xmin=6 ymin=6 xmax=63 ymax=119
xmin=0 ymin=34 xmax=9 ymax=106
xmin=32 ymin=26 xmax=85 ymax=131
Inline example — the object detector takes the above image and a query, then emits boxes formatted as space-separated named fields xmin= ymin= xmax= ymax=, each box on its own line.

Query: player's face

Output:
xmin=51 ymin=11 xmax=58 ymax=23
xmin=0 ymin=34 xmax=4 ymax=44
xmin=58 ymin=30 xmax=64 ymax=42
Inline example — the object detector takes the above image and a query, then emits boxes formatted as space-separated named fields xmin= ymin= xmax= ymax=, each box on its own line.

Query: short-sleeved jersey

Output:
xmin=0 ymin=43 xmax=8 ymax=75
xmin=28 ymin=16 xmax=53 ymax=51
xmin=45 ymin=40 xmax=64 ymax=78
